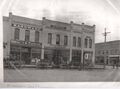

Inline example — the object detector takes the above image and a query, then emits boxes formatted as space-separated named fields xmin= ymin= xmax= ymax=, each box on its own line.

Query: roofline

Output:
xmin=95 ymin=40 xmax=120 ymax=44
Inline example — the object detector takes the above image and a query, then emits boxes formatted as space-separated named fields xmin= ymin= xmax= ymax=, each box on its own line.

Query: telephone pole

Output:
xmin=102 ymin=28 xmax=110 ymax=69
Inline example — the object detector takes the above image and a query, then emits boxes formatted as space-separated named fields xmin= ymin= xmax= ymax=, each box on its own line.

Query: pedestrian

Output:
xmin=116 ymin=58 xmax=119 ymax=69
xmin=112 ymin=59 xmax=116 ymax=69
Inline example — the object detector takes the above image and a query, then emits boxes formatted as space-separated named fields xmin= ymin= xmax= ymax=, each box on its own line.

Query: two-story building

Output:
xmin=3 ymin=12 xmax=95 ymax=65
xmin=95 ymin=40 xmax=120 ymax=65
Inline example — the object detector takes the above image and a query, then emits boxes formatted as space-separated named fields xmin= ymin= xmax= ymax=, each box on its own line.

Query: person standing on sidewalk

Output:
xmin=112 ymin=59 xmax=116 ymax=69
xmin=116 ymin=58 xmax=119 ymax=69
xmin=112 ymin=58 xmax=119 ymax=69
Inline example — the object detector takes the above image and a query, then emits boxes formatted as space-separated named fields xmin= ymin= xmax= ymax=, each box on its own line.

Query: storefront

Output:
xmin=83 ymin=51 xmax=93 ymax=66
xmin=95 ymin=56 xmax=104 ymax=64
xmin=10 ymin=40 xmax=42 ymax=64
xmin=72 ymin=50 xmax=81 ymax=64
xmin=44 ymin=47 xmax=70 ymax=66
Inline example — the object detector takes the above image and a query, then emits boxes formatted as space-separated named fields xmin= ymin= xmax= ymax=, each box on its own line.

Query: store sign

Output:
xmin=11 ymin=40 xmax=42 ymax=47
xmin=84 ymin=53 xmax=89 ymax=59
xmin=84 ymin=52 xmax=93 ymax=60
xmin=11 ymin=23 xmax=42 ymax=31
xmin=46 ymin=25 xmax=67 ymax=31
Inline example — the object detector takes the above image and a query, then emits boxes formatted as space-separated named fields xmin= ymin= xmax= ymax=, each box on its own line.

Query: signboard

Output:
xmin=10 ymin=40 xmax=42 ymax=47
xmin=84 ymin=53 xmax=89 ymax=59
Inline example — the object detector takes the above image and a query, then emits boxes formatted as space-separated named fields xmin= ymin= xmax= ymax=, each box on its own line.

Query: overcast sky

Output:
xmin=1 ymin=0 xmax=120 ymax=43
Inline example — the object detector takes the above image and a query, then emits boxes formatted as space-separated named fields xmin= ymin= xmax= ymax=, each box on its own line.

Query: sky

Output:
xmin=1 ymin=0 xmax=120 ymax=43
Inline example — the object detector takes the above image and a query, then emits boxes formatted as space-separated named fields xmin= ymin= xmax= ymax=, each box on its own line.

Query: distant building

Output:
xmin=95 ymin=40 xmax=120 ymax=64
xmin=3 ymin=12 xmax=95 ymax=66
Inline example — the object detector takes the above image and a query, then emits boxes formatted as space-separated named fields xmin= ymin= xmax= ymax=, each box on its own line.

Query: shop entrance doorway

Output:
xmin=21 ymin=47 xmax=31 ymax=64
xmin=53 ymin=50 xmax=62 ymax=66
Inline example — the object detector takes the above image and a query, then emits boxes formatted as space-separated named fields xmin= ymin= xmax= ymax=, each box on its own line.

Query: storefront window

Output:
xmin=35 ymin=31 xmax=39 ymax=42
xmin=14 ymin=28 xmax=20 ymax=40
xmin=72 ymin=50 xmax=81 ymax=64
xmin=25 ymin=30 xmax=30 ymax=41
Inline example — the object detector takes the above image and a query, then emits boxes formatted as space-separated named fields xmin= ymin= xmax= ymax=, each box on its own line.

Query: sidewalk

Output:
xmin=22 ymin=64 xmax=36 ymax=68
xmin=21 ymin=64 xmax=115 ymax=70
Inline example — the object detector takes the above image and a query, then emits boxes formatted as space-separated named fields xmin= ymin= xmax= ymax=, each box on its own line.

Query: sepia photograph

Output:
xmin=1 ymin=0 xmax=120 ymax=87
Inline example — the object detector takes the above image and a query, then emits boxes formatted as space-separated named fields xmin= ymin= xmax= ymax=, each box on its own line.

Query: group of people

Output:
xmin=31 ymin=57 xmax=41 ymax=64
xmin=112 ymin=58 xmax=119 ymax=69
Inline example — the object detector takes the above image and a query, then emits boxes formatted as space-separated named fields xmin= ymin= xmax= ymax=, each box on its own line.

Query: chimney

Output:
xmin=93 ymin=24 xmax=96 ymax=27
xmin=9 ymin=12 xmax=12 ymax=16
xmin=42 ymin=17 xmax=46 ymax=25
xmin=82 ymin=22 xmax=84 ymax=25
xmin=42 ymin=17 xmax=46 ymax=20
xmin=70 ymin=21 xmax=74 ymax=24
xmin=9 ymin=12 xmax=13 ymax=20
xmin=93 ymin=24 xmax=96 ymax=32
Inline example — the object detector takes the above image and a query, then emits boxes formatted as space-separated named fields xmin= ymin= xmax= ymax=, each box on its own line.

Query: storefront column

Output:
xmin=69 ymin=21 xmax=73 ymax=62
xmin=20 ymin=47 xmax=22 ymax=62
xmin=69 ymin=48 xmax=72 ymax=62
xmin=7 ymin=12 xmax=13 ymax=58
xmin=41 ymin=44 xmax=44 ymax=60
xmin=30 ymin=48 xmax=32 ymax=62
xmin=81 ymin=23 xmax=85 ymax=69
xmin=92 ymin=51 xmax=95 ymax=65
xmin=81 ymin=50 xmax=84 ymax=64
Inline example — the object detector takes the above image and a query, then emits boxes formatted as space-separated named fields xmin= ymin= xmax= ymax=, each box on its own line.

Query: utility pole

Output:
xmin=102 ymin=28 xmax=110 ymax=69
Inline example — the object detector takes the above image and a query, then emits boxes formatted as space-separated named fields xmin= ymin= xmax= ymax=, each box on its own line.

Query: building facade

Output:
xmin=95 ymin=40 xmax=120 ymax=64
xmin=3 ymin=12 xmax=95 ymax=65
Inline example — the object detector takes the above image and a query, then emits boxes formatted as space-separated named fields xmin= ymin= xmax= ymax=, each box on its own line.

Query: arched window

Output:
xmin=85 ymin=38 xmax=88 ymax=48
xmin=56 ymin=34 xmax=60 ymax=45
xmin=14 ymin=28 xmax=20 ymax=40
xmin=25 ymin=30 xmax=30 ymax=41
xmin=78 ymin=37 xmax=81 ymax=47
xmin=73 ymin=36 xmax=76 ymax=47
xmin=89 ymin=38 xmax=92 ymax=48
xmin=35 ymin=31 xmax=39 ymax=42
xmin=48 ymin=33 xmax=52 ymax=44
xmin=64 ymin=35 xmax=68 ymax=46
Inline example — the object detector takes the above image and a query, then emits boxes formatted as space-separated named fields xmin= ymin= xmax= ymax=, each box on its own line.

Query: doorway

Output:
xmin=21 ymin=47 xmax=31 ymax=64
xmin=53 ymin=50 xmax=62 ymax=66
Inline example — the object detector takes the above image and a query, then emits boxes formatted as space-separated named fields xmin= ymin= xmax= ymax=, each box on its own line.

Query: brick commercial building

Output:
xmin=3 ymin=12 xmax=95 ymax=66
xmin=95 ymin=40 xmax=120 ymax=65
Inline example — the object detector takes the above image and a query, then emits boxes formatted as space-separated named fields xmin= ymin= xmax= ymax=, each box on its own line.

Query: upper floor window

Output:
xmin=56 ymin=34 xmax=60 ymax=45
xmin=85 ymin=38 xmax=88 ymax=48
xmin=78 ymin=37 xmax=81 ymax=47
xmin=14 ymin=28 xmax=20 ymax=40
xmin=89 ymin=38 xmax=92 ymax=48
xmin=48 ymin=33 xmax=52 ymax=44
xmin=64 ymin=36 xmax=68 ymax=46
xmin=35 ymin=31 xmax=39 ymax=42
xmin=25 ymin=30 xmax=30 ymax=41
xmin=73 ymin=36 xmax=76 ymax=47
